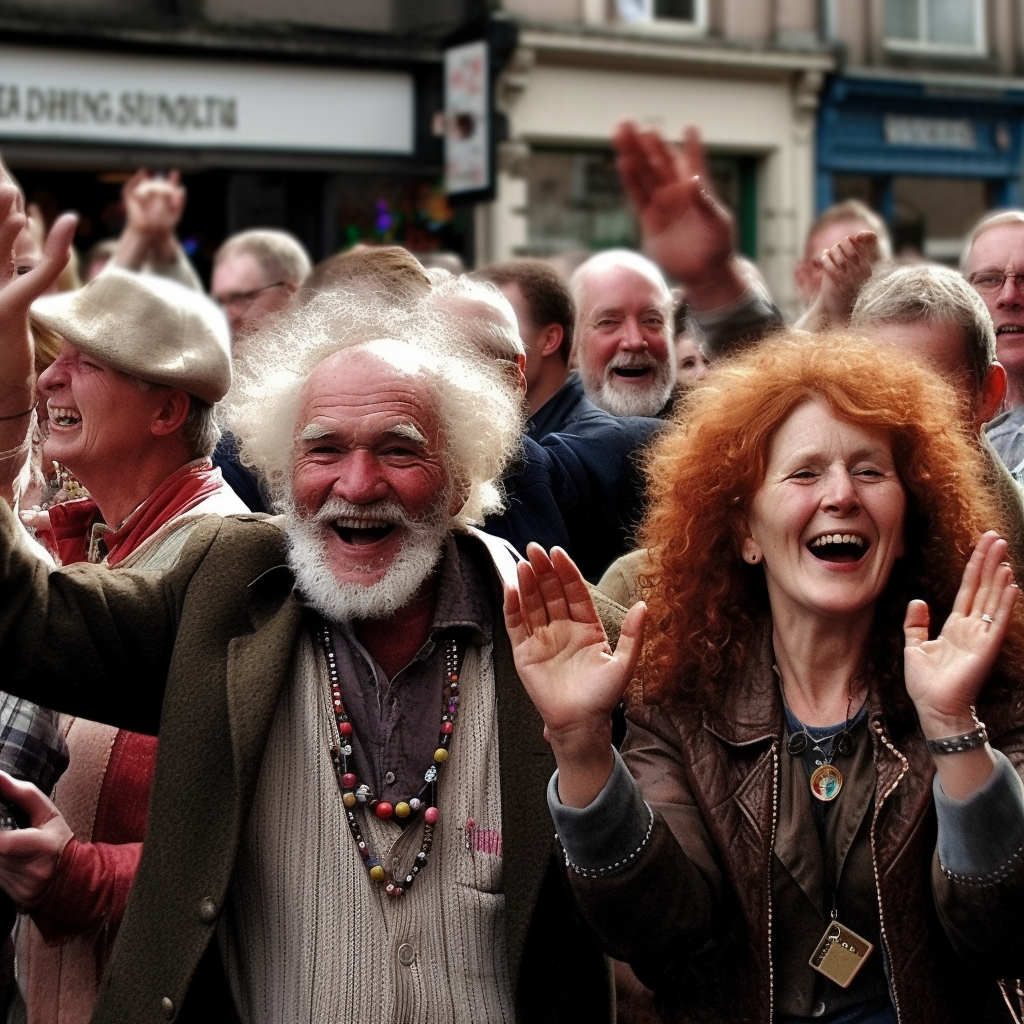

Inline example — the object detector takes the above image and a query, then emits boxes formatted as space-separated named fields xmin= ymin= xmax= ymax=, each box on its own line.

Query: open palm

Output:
xmin=904 ymin=532 xmax=1018 ymax=722
xmin=504 ymin=544 xmax=646 ymax=739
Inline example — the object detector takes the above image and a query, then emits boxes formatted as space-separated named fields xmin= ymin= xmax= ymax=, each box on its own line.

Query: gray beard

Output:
xmin=286 ymin=498 xmax=450 ymax=622
xmin=582 ymin=355 xmax=676 ymax=419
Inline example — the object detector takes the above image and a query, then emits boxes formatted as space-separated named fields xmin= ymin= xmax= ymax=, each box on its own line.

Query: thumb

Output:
xmin=612 ymin=600 xmax=648 ymax=681
xmin=0 ymin=772 xmax=59 ymax=829
xmin=903 ymin=599 xmax=930 ymax=649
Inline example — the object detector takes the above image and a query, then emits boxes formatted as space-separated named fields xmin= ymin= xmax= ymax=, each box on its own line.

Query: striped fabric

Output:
xmin=219 ymin=631 xmax=512 ymax=1024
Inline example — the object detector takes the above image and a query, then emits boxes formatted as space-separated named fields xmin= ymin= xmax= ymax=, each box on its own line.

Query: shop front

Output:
xmin=0 ymin=42 xmax=467 ymax=281
xmin=817 ymin=72 xmax=1024 ymax=261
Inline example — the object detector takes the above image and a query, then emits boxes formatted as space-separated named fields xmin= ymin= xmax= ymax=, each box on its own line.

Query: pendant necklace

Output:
xmin=781 ymin=675 xmax=864 ymax=802
xmin=315 ymin=619 xmax=462 ymax=897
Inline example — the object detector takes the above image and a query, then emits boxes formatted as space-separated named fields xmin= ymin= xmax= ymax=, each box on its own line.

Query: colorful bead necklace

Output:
xmin=315 ymin=620 xmax=461 ymax=897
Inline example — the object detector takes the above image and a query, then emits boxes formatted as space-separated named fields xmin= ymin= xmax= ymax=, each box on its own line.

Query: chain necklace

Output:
xmin=315 ymin=620 xmax=461 ymax=897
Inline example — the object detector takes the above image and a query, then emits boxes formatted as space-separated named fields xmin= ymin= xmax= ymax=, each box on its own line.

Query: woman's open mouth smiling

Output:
xmin=807 ymin=533 xmax=869 ymax=564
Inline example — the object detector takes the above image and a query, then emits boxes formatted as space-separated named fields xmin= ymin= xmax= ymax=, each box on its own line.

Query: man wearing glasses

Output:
xmin=211 ymin=228 xmax=311 ymax=343
xmin=962 ymin=210 xmax=1024 ymax=474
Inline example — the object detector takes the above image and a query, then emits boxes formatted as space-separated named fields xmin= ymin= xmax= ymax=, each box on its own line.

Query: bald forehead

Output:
xmin=577 ymin=262 xmax=669 ymax=308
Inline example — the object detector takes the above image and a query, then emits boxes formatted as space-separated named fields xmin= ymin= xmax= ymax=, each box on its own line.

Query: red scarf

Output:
xmin=45 ymin=459 xmax=225 ymax=567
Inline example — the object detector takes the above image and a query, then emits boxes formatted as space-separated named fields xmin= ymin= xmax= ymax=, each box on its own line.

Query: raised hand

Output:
xmin=904 ymin=532 xmax=1018 ymax=728
xmin=794 ymin=230 xmax=884 ymax=331
xmin=504 ymin=543 xmax=646 ymax=806
xmin=0 ymin=163 xmax=76 ymax=310
xmin=116 ymin=168 xmax=186 ymax=268
xmin=613 ymin=122 xmax=745 ymax=311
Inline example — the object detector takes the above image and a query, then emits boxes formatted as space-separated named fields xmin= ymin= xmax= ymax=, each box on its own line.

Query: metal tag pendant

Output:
xmin=810 ymin=763 xmax=843 ymax=802
xmin=809 ymin=920 xmax=874 ymax=988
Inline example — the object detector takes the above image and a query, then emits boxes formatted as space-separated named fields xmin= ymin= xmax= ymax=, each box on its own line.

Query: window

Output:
xmin=885 ymin=0 xmax=985 ymax=53
xmin=614 ymin=0 xmax=706 ymax=29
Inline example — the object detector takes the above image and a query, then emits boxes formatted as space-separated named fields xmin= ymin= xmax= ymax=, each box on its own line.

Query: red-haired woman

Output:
xmin=505 ymin=333 xmax=1024 ymax=1024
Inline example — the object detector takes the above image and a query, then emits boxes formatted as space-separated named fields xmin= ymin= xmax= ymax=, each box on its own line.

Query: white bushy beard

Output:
xmin=585 ymin=351 xmax=675 ymax=419
xmin=286 ymin=496 xmax=451 ymax=622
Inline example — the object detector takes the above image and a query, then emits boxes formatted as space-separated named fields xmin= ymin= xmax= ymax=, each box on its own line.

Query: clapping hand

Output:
xmin=904 ymin=532 xmax=1018 ymax=795
xmin=504 ymin=544 xmax=646 ymax=806
xmin=795 ymin=230 xmax=884 ymax=332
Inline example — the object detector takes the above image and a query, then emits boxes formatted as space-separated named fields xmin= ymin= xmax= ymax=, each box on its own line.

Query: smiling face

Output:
xmin=742 ymin=398 xmax=907 ymax=630
xmin=963 ymin=221 xmax=1024 ymax=387
xmin=36 ymin=342 xmax=170 ymax=488
xmin=576 ymin=264 xmax=674 ymax=418
xmin=211 ymin=251 xmax=294 ymax=342
xmin=287 ymin=347 xmax=456 ymax=620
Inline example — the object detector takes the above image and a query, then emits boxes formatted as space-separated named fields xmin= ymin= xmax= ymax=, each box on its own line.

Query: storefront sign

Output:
xmin=0 ymin=45 xmax=414 ymax=154
xmin=444 ymin=40 xmax=490 ymax=196
xmin=883 ymin=115 xmax=975 ymax=149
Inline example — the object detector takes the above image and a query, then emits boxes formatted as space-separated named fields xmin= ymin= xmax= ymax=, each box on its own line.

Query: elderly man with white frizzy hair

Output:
xmin=0 ymin=270 xmax=625 ymax=1023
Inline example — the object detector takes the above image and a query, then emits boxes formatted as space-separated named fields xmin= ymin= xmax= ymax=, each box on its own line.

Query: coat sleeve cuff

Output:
xmin=935 ymin=749 xmax=1024 ymax=877
xmin=548 ymin=748 xmax=651 ymax=870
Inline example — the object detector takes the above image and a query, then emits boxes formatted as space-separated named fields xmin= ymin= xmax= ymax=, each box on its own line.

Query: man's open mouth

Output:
xmin=333 ymin=519 xmax=397 ymax=546
xmin=997 ymin=324 xmax=1024 ymax=338
xmin=612 ymin=367 xmax=652 ymax=379
xmin=807 ymin=533 xmax=868 ymax=563
xmin=49 ymin=406 xmax=81 ymax=427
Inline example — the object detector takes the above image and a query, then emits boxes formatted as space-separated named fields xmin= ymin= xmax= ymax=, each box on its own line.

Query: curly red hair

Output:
xmin=636 ymin=331 xmax=1024 ymax=715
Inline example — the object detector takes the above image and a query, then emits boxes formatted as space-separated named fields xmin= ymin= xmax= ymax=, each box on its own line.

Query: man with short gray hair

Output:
xmin=211 ymin=228 xmax=311 ymax=342
xmin=851 ymin=261 xmax=1024 ymax=567
xmin=961 ymin=209 xmax=1024 ymax=471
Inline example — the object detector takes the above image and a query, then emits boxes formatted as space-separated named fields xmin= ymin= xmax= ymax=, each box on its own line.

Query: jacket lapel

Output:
xmin=226 ymin=570 xmax=303 ymax=806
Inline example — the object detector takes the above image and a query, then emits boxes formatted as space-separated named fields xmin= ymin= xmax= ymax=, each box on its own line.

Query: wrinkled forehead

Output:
xmin=580 ymin=263 xmax=670 ymax=314
xmin=299 ymin=342 xmax=443 ymax=432
xmin=965 ymin=220 xmax=1024 ymax=271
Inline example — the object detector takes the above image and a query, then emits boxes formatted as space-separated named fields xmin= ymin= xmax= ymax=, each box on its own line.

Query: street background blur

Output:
xmin=1 ymin=0 xmax=1022 ymax=318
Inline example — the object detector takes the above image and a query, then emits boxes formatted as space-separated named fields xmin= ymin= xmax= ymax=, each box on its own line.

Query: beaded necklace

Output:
xmin=315 ymin=620 xmax=461 ymax=898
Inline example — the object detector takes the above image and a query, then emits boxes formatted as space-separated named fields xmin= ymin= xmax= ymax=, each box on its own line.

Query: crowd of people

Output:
xmin=0 ymin=118 xmax=1020 ymax=1024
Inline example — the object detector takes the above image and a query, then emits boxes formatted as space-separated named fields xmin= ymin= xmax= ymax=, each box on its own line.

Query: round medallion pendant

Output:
xmin=809 ymin=763 xmax=843 ymax=802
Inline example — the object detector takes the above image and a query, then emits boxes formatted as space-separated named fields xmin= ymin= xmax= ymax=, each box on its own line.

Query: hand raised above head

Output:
xmin=613 ymin=121 xmax=745 ymax=311
xmin=795 ymin=230 xmax=884 ymax=332
xmin=904 ymin=531 xmax=1019 ymax=731
xmin=0 ymin=161 xmax=76 ymax=311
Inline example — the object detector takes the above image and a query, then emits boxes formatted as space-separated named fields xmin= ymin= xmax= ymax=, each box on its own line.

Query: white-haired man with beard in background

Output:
xmin=0 ymin=256 xmax=628 ymax=1023
xmin=571 ymin=249 xmax=677 ymax=419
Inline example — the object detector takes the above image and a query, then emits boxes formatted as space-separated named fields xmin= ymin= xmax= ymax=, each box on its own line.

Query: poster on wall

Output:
xmin=444 ymin=39 xmax=493 ymax=201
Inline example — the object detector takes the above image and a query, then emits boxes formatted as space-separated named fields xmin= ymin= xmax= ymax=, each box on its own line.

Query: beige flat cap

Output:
xmin=31 ymin=268 xmax=231 ymax=404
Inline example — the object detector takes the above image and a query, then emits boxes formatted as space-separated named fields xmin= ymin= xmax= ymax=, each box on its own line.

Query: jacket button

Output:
xmin=198 ymin=897 xmax=218 ymax=924
xmin=160 ymin=996 xmax=175 ymax=1018
xmin=384 ymin=771 xmax=396 ymax=785
xmin=811 ymin=1002 xmax=826 ymax=1017
xmin=398 ymin=942 xmax=416 ymax=966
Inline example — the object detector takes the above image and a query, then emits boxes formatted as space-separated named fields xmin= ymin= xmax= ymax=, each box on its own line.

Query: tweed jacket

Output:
xmin=567 ymin=634 xmax=1024 ymax=1024
xmin=0 ymin=504 xmax=622 ymax=1024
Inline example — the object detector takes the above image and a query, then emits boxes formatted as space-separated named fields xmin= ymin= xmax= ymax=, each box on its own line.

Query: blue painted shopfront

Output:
xmin=817 ymin=74 xmax=1024 ymax=219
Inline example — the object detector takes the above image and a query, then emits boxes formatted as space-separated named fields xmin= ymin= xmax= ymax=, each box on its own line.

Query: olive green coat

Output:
xmin=0 ymin=506 xmax=623 ymax=1024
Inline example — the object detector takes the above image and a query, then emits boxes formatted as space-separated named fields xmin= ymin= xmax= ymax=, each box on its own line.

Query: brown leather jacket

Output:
xmin=569 ymin=636 xmax=1024 ymax=1024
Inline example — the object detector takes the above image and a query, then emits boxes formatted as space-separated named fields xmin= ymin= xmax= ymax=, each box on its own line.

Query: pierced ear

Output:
xmin=150 ymin=389 xmax=192 ymax=438
xmin=741 ymin=537 xmax=762 ymax=565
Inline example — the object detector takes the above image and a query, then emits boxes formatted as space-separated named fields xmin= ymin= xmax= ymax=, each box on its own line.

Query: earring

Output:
xmin=748 ymin=552 xmax=760 ymax=564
